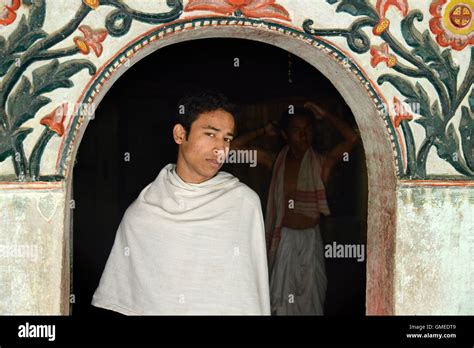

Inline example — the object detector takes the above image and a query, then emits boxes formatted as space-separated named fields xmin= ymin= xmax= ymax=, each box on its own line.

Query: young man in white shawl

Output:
xmin=91 ymin=91 xmax=271 ymax=315
xmin=231 ymin=102 xmax=359 ymax=315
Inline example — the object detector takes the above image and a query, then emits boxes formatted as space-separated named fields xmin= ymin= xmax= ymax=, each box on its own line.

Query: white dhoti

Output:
xmin=265 ymin=146 xmax=330 ymax=315
xmin=269 ymin=225 xmax=327 ymax=315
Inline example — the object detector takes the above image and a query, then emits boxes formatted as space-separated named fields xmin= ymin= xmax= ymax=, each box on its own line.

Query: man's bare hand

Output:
xmin=304 ymin=101 xmax=329 ymax=120
xmin=264 ymin=121 xmax=279 ymax=136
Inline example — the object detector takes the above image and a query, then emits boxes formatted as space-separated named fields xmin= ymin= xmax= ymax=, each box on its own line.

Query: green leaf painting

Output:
xmin=303 ymin=0 xmax=474 ymax=178
xmin=0 ymin=0 xmax=182 ymax=181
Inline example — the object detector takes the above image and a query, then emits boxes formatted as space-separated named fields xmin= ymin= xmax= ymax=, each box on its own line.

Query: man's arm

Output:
xmin=230 ymin=121 xmax=278 ymax=149
xmin=230 ymin=122 xmax=278 ymax=170
xmin=304 ymin=102 xmax=360 ymax=184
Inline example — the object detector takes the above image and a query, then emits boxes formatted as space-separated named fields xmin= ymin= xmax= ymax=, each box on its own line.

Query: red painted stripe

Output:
xmin=399 ymin=180 xmax=474 ymax=187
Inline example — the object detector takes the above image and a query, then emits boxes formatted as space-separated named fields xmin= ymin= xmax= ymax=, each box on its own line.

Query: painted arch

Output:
xmin=0 ymin=0 xmax=472 ymax=181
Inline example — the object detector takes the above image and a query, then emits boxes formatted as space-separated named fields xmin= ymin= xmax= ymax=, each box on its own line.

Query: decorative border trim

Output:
xmin=4 ymin=178 xmax=473 ymax=189
xmin=399 ymin=180 xmax=474 ymax=187
xmin=0 ymin=181 xmax=64 ymax=190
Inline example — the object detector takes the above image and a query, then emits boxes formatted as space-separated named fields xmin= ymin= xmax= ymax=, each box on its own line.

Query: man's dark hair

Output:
xmin=176 ymin=89 xmax=237 ymax=140
xmin=279 ymin=107 xmax=314 ymax=132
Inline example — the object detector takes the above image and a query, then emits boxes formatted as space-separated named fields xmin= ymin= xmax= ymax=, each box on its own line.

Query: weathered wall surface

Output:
xmin=0 ymin=182 xmax=66 ymax=314
xmin=395 ymin=185 xmax=474 ymax=315
xmin=0 ymin=0 xmax=472 ymax=315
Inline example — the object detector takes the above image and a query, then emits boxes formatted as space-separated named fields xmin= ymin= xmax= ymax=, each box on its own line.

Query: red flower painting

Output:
xmin=40 ymin=104 xmax=68 ymax=137
xmin=373 ymin=0 xmax=409 ymax=35
xmin=370 ymin=42 xmax=397 ymax=68
xmin=0 ymin=0 xmax=20 ymax=26
xmin=392 ymin=97 xmax=413 ymax=128
xmin=185 ymin=0 xmax=290 ymax=21
xmin=429 ymin=0 xmax=473 ymax=51
xmin=74 ymin=25 xmax=108 ymax=57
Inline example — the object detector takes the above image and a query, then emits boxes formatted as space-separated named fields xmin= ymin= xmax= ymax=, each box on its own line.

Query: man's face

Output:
xmin=283 ymin=114 xmax=314 ymax=155
xmin=174 ymin=109 xmax=235 ymax=183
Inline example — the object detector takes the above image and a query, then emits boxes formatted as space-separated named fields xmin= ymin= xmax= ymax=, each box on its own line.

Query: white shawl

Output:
xmin=92 ymin=163 xmax=270 ymax=315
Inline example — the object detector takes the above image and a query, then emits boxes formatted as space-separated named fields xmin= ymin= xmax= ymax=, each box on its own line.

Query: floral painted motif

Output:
xmin=185 ymin=0 xmax=290 ymax=21
xmin=392 ymin=97 xmax=414 ymax=128
xmin=373 ymin=0 xmax=409 ymax=35
xmin=370 ymin=42 xmax=397 ymax=68
xmin=74 ymin=25 xmax=108 ymax=57
xmin=0 ymin=1 xmax=182 ymax=181
xmin=0 ymin=0 xmax=20 ymax=26
xmin=305 ymin=0 xmax=474 ymax=178
xmin=83 ymin=0 xmax=99 ymax=10
xmin=40 ymin=104 xmax=67 ymax=137
xmin=429 ymin=0 xmax=473 ymax=50
xmin=29 ymin=104 xmax=68 ymax=180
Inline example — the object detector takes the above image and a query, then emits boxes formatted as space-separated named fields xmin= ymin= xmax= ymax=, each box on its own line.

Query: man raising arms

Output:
xmin=232 ymin=101 xmax=359 ymax=315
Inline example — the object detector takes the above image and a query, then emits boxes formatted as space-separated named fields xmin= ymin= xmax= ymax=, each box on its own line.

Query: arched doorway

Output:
xmin=62 ymin=22 xmax=398 ymax=315
xmin=72 ymin=37 xmax=368 ymax=316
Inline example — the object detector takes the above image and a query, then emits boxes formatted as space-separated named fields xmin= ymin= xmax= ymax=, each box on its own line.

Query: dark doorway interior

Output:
xmin=72 ymin=38 xmax=367 ymax=316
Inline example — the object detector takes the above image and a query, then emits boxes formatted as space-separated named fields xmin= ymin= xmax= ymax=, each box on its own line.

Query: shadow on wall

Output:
xmin=72 ymin=38 xmax=367 ymax=316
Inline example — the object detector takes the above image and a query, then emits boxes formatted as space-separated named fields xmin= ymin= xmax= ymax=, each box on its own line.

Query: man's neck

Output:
xmin=175 ymin=163 xmax=216 ymax=184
